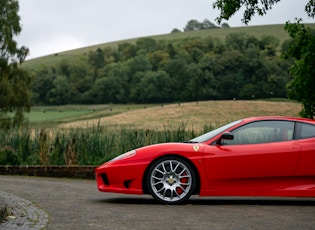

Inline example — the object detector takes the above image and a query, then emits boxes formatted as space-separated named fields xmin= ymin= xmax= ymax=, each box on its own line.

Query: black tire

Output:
xmin=146 ymin=156 xmax=196 ymax=204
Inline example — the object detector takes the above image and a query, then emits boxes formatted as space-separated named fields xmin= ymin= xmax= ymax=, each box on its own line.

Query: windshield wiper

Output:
xmin=182 ymin=140 xmax=199 ymax=143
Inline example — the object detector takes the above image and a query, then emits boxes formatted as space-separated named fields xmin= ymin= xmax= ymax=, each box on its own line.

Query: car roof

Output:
xmin=243 ymin=116 xmax=315 ymax=124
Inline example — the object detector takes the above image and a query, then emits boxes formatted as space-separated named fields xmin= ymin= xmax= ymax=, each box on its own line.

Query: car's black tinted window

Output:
xmin=299 ymin=123 xmax=315 ymax=139
xmin=223 ymin=120 xmax=294 ymax=145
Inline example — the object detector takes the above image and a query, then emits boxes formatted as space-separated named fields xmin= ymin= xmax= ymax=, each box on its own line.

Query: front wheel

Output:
xmin=146 ymin=156 xmax=196 ymax=204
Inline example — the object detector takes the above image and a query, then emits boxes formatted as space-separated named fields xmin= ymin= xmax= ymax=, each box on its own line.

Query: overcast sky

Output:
xmin=16 ymin=0 xmax=313 ymax=60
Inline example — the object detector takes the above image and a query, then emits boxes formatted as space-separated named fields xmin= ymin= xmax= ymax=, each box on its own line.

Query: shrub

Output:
xmin=0 ymin=146 xmax=21 ymax=165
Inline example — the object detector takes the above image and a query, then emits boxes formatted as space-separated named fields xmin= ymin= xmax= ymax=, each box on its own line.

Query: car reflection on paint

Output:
xmin=95 ymin=116 xmax=315 ymax=204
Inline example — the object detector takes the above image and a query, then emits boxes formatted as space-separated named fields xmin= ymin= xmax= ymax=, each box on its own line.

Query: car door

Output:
xmin=295 ymin=122 xmax=315 ymax=176
xmin=202 ymin=120 xmax=301 ymax=191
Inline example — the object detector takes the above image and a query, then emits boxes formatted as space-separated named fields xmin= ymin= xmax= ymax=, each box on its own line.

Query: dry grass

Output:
xmin=61 ymin=100 xmax=301 ymax=131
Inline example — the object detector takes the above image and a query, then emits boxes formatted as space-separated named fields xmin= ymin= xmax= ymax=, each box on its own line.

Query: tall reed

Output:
xmin=0 ymin=122 xmax=222 ymax=166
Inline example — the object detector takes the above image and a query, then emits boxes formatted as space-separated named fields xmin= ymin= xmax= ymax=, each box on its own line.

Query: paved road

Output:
xmin=0 ymin=175 xmax=315 ymax=230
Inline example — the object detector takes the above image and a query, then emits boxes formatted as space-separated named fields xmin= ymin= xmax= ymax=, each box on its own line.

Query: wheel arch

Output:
xmin=142 ymin=154 xmax=201 ymax=195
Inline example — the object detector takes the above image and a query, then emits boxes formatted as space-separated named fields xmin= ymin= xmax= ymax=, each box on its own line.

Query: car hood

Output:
xmin=134 ymin=142 xmax=204 ymax=159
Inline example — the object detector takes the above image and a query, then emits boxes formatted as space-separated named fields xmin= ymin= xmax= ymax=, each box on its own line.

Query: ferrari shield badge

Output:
xmin=193 ymin=145 xmax=199 ymax=152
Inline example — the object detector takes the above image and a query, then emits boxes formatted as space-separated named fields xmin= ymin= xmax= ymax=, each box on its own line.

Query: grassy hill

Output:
xmin=22 ymin=23 xmax=315 ymax=70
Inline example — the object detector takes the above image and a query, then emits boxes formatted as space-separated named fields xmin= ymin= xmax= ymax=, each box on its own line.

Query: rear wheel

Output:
xmin=146 ymin=156 xmax=196 ymax=204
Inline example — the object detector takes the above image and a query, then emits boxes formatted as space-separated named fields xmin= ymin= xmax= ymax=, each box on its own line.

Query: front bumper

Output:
xmin=95 ymin=161 xmax=146 ymax=195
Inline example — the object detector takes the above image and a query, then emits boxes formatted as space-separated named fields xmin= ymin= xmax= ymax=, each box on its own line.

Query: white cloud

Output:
xmin=15 ymin=0 xmax=314 ymax=59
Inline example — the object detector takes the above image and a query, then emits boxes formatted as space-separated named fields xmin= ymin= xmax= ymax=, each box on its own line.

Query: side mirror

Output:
xmin=221 ymin=132 xmax=234 ymax=140
xmin=216 ymin=132 xmax=234 ymax=145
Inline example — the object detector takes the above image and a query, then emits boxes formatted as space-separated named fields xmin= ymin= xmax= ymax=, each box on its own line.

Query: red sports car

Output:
xmin=95 ymin=116 xmax=315 ymax=204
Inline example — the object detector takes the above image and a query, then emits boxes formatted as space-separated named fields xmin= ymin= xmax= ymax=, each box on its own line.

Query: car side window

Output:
xmin=223 ymin=120 xmax=294 ymax=145
xmin=298 ymin=122 xmax=315 ymax=139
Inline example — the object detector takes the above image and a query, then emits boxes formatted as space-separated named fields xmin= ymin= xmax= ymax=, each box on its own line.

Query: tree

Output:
xmin=136 ymin=71 xmax=171 ymax=103
xmin=88 ymin=48 xmax=105 ymax=79
xmin=135 ymin=38 xmax=157 ymax=54
xmin=47 ymin=75 xmax=71 ymax=105
xmin=30 ymin=66 xmax=55 ymax=105
xmin=88 ymin=48 xmax=105 ymax=69
xmin=171 ymin=28 xmax=182 ymax=33
xmin=213 ymin=0 xmax=315 ymax=24
xmin=99 ymin=62 xmax=128 ymax=103
xmin=184 ymin=19 xmax=203 ymax=31
xmin=184 ymin=19 xmax=219 ymax=31
xmin=202 ymin=19 xmax=219 ymax=29
xmin=147 ymin=50 xmax=170 ymax=71
xmin=221 ymin=22 xmax=230 ymax=28
xmin=163 ymin=58 xmax=189 ymax=101
xmin=284 ymin=21 xmax=315 ymax=118
xmin=118 ymin=42 xmax=136 ymax=61
xmin=214 ymin=49 xmax=245 ymax=99
xmin=213 ymin=0 xmax=315 ymax=118
xmin=0 ymin=0 xmax=30 ymax=127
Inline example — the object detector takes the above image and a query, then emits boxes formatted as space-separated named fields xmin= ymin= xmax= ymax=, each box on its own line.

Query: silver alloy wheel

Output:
xmin=149 ymin=158 xmax=193 ymax=203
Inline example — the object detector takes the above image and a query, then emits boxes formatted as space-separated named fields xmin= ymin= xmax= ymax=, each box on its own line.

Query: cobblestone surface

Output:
xmin=0 ymin=197 xmax=6 ymax=223
xmin=0 ymin=191 xmax=48 ymax=229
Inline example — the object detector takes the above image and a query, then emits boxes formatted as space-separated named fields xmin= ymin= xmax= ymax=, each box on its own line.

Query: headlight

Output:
xmin=109 ymin=150 xmax=136 ymax=162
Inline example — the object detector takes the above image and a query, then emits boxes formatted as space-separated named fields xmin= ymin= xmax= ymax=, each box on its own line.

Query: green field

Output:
xmin=25 ymin=100 xmax=301 ymax=130
xmin=25 ymin=104 xmax=157 ymax=127
xmin=26 ymin=110 xmax=92 ymax=122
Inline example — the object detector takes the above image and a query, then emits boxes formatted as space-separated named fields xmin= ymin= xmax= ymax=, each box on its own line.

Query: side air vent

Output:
xmin=101 ymin=173 xmax=109 ymax=185
xmin=123 ymin=180 xmax=132 ymax=189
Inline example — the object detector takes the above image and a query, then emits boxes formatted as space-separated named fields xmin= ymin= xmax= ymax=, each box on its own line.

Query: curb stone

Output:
xmin=0 ymin=191 xmax=49 ymax=229
xmin=0 ymin=165 xmax=95 ymax=179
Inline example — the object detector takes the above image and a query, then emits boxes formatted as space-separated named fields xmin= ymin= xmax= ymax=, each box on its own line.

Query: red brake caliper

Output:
xmin=176 ymin=172 xmax=188 ymax=195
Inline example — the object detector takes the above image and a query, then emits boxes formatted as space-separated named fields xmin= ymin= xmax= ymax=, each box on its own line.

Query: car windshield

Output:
xmin=189 ymin=119 xmax=243 ymax=143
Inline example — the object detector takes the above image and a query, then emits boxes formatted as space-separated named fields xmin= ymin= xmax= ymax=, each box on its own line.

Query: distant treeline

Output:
xmin=30 ymin=32 xmax=293 ymax=105
xmin=171 ymin=19 xmax=230 ymax=33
